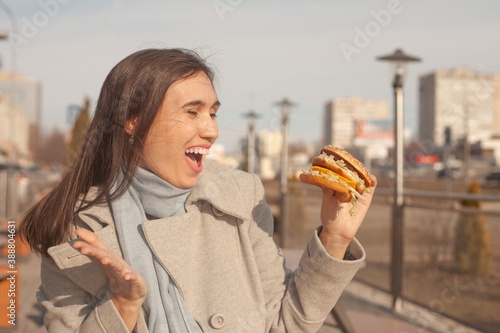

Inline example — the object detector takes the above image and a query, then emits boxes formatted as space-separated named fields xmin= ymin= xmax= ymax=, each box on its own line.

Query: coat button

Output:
xmin=210 ymin=313 xmax=226 ymax=329
xmin=211 ymin=205 xmax=225 ymax=217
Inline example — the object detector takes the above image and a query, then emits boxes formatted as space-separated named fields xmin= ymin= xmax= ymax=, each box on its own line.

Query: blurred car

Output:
xmin=483 ymin=171 xmax=500 ymax=188
xmin=437 ymin=167 xmax=463 ymax=179
xmin=0 ymin=164 xmax=36 ymax=217
xmin=485 ymin=172 xmax=500 ymax=181
xmin=0 ymin=164 xmax=22 ymax=171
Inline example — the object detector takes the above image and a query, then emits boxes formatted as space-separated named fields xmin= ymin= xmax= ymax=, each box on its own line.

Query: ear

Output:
xmin=124 ymin=117 xmax=138 ymax=135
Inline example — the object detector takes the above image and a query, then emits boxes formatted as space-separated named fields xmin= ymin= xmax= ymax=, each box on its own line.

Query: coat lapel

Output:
xmin=187 ymin=160 xmax=248 ymax=221
xmin=47 ymin=207 xmax=123 ymax=299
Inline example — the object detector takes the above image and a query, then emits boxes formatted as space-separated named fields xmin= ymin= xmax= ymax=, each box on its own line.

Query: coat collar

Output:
xmin=77 ymin=160 xmax=248 ymax=225
xmin=77 ymin=188 xmax=114 ymax=227
xmin=185 ymin=160 xmax=248 ymax=221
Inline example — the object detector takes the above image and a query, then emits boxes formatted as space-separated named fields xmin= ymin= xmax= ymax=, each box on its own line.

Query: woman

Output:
xmin=21 ymin=48 xmax=377 ymax=332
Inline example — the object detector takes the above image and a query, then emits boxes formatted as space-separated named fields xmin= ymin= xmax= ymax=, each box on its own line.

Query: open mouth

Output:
xmin=185 ymin=147 xmax=209 ymax=172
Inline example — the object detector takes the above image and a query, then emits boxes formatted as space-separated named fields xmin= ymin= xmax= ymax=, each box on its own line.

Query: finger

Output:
xmin=321 ymin=187 xmax=349 ymax=204
xmin=354 ymin=174 xmax=377 ymax=206
xmin=322 ymin=187 xmax=335 ymax=198
xmin=75 ymin=228 xmax=107 ymax=249
xmin=122 ymin=271 xmax=144 ymax=284
xmin=369 ymin=174 xmax=377 ymax=189
xmin=72 ymin=237 xmax=123 ymax=271
xmin=123 ymin=272 xmax=135 ymax=282
xmin=72 ymin=240 xmax=87 ymax=250
xmin=334 ymin=190 xmax=351 ymax=203
xmin=72 ymin=239 xmax=99 ymax=255
xmin=321 ymin=188 xmax=341 ymax=210
xmin=73 ymin=241 xmax=110 ymax=262
xmin=76 ymin=244 xmax=132 ymax=282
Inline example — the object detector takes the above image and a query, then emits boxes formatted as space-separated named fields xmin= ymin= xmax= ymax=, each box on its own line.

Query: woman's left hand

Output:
xmin=72 ymin=228 xmax=147 ymax=332
xmin=318 ymin=175 xmax=377 ymax=259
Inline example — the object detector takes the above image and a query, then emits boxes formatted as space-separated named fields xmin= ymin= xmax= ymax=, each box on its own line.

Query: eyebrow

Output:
xmin=181 ymin=99 xmax=221 ymax=109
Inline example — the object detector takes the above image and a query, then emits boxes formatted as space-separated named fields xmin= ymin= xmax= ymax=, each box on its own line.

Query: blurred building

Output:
xmin=324 ymin=96 xmax=388 ymax=148
xmin=205 ymin=143 xmax=239 ymax=169
xmin=0 ymin=72 xmax=42 ymax=155
xmin=0 ymin=94 xmax=29 ymax=163
xmin=258 ymin=130 xmax=282 ymax=180
xmin=419 ymin=67 xmax=500 ymax=146
xmin=352 ymin=119 xmax=394 ymax=170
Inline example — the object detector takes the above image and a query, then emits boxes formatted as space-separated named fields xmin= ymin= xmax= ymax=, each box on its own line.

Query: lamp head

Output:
xmin=273 ymin=97 xmax=297 ymax=118
xmin=377 ymin=49 xmax=421 ymax=88
xmin=243 ymin=110 xmax=259 ymax=127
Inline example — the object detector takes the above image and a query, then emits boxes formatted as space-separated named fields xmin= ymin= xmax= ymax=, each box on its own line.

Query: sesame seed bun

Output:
xmin=320 ymin=145 xmax=372 ymax=187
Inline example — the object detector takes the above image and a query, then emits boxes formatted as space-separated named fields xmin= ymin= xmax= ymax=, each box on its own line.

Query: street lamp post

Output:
xmin=377 ymin=48 xmax=421 ymax=311
xmin=0 ymin=29 xmax=7 ymax=69
xmin=242 ymin=110 xmax=259 ymax=174
xmin=0 ymin=1 xmax=19 ymax=73
xmin=274 ymin=97 xmax=296 ymax=248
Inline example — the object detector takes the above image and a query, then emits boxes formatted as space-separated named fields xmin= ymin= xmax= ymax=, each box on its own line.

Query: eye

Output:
xmin=187 ymin=110 xmax=198 ymax=117
xmin=210 ymin=113 xmax=217 ymax=119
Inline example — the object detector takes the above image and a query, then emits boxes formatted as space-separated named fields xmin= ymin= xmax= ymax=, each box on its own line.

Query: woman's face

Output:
xmin=139 ymin=71 xmax=219 ymax=188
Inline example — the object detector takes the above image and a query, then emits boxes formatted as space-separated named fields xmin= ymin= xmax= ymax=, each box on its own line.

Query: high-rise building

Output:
xmin=0 ymin=94 xmax=29 ymax=162
xmin=419 ymin=67 xmax=500 ymax=146
xmin=323 ymin=96 xmax=388 ymax=148
xmin=258 ymin=130 xmax=282 ymax=180
xmin=0 ymin=72 xmax=42 ymax=154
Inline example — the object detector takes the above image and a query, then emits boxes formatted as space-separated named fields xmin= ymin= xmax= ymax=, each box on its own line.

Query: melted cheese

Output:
xmin=305 ymin=165 xmax=366 ymax=216
xmin=319 ymin=153 xmax=361 ymax=183
xmin=311 ymin=166 xmax=357 ymax=188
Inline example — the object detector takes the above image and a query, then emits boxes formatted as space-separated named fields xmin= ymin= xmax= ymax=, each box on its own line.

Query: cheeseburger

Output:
xmin=299 ymin=146 xmax=372 ymax=215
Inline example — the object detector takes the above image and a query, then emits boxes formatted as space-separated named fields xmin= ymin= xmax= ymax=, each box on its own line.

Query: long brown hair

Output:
xmin=20 ymin=48 xmax=215 ymax=255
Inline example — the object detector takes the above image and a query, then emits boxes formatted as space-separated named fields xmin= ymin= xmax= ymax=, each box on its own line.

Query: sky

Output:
xmin=0 ymin=0 xmax=499 ymax=153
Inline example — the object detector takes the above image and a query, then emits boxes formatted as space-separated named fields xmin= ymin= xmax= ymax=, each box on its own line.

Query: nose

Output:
xmin=200 ymin=115 xmax=219 ymax=142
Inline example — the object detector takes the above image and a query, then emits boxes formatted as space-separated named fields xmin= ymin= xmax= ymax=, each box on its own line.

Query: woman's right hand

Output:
xmin=73 ymin=228 xmax=147 ymax=332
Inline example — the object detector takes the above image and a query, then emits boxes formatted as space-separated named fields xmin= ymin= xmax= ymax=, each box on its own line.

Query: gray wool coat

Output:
xmin=38 ymin=160 xmax=366 ymax=332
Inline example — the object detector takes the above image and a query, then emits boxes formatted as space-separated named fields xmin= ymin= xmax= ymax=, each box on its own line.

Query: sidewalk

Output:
xmin=318 ymin=290 xmax=431 ymax=333
xmin=282 ymin=249 xmax=483 ymax=333
xmin=344 ymin=279 xmax=484 ymax=333
xmin=318 ymin=280 xmax=483 ymax=333
xmin=0 ymin=252 xmax=43 ymax=333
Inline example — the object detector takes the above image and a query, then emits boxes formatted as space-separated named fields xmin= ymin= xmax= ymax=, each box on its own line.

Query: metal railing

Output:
xmin=0 ymin=169 xmax=58 ymax=220
xmin=283 ymin=182 xmax=500 ymax=333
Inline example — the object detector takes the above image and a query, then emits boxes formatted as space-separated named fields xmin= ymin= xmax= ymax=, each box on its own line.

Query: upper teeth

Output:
xmin=186 ymin=148 xmax=209 ymax=155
